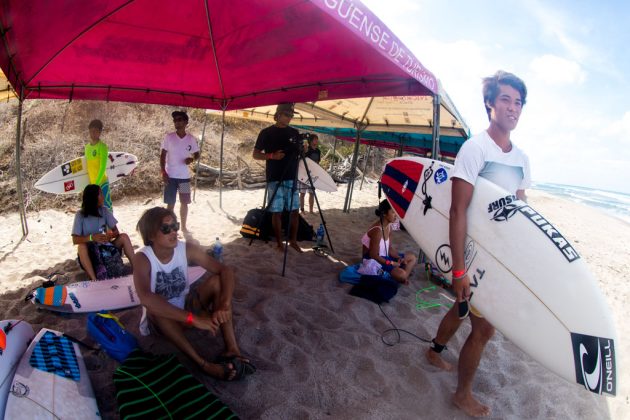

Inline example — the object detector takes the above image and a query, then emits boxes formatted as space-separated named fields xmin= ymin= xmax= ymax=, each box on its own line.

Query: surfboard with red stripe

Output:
xmin=380 ymin=156 xmax=617 ymax=397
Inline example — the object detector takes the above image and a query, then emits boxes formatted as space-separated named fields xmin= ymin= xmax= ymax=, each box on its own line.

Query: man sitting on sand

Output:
xmin=425 ymin=71 xmax=530 ymax=417
xmin=134 ymin=207 xmax=255 ymax=381
xmin=252 ymin=103 xmax=303 ymax=253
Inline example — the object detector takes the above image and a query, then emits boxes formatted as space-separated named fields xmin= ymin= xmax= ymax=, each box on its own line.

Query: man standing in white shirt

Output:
xmin=425 ymin=71 xmax=530 ymax=417
xmin=160 ymin=111 xmax=200 ymax=233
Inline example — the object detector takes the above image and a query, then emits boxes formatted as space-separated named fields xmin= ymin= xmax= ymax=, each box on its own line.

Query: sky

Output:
xmin=362 ymin=0 xmax=630 ymax=194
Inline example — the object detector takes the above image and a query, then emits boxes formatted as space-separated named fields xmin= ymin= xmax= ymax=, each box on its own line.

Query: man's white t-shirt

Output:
xmin=161 ymin=132 xmax=200 ymax=179
xmin=452 ymin=130 xmax=530 ymax=194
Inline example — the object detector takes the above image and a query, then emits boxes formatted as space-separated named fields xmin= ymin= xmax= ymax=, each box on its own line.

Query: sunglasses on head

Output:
xmin=159 ymin=222 xmax=180 ymax=234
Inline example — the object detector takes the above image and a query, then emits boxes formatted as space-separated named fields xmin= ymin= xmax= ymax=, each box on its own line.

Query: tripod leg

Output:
xmin=301 ymin=156 xmax=334 ymax=254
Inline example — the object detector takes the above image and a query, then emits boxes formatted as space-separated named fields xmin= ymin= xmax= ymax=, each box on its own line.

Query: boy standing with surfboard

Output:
xmin=85 ymin=119 xmax=112 ymax=210
xmin=426 ymin=71 xmax=530 ymax=417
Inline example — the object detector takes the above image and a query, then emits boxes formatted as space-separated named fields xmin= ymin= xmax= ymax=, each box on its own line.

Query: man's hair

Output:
xmin=482 ymin=71 xmax=527 ymax=121
xmin=274 ymin=103 xmax=295 ymax=121
xmin=171 ymin=111 xmax=189 ymax=121
xmin=88 ymin=119 xmax=103 ymax=130
xmin=136 ymin=207 xmax=177 ymax=246
xmin=81 ymin=184 xmax=102 ymax=218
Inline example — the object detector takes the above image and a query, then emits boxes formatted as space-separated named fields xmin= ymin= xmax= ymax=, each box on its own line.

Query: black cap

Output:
xmin=275 ymin=103 xmax=295 ymax=116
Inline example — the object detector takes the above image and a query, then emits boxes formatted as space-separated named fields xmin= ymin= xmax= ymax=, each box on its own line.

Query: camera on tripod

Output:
xmin=287 ymin=132 xmax=312 ymax=156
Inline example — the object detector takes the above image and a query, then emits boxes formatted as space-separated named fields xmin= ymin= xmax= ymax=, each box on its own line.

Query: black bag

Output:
xmin=240 ymin=208 xmax=314 ymax=242
xmin=88 ymin=242 xmax=127 ymax=280
xmin=282 ymin=211 xmax=314 ymax=241
xmin=349 ymin=275 xmax=399 ymax=304
xmin=240 ymin=208 xmax=272 ymax=241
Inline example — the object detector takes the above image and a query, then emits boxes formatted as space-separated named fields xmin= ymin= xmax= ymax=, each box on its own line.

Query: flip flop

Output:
xmin=215 ymin=355 xmax=256 ymax=378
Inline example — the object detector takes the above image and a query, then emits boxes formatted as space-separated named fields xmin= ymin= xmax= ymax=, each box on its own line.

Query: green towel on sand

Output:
xmin=113 ymin=349 xmax=238 ymax=420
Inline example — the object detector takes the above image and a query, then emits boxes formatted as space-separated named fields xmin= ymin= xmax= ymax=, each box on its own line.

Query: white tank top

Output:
xmin=138 ymin=240 xmax=190 ymax=309
xmin=361 ymin=225 xmax=390 ymax=257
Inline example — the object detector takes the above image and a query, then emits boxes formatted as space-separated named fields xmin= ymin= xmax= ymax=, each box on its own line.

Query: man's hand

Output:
xmin=161 ymin=169 xmax=169 ymax=183
xmin=192 ymin=315 xmax=221 ymax=336
xmin=269 ymin=150 xmax=285 ymax=160
xmin=92 ymin=233 xmax=109 ymax=243
xmin=452 ymin=273 xmax=471 ymax=302
xmin=184 ymin=157 xmax=194 ymax=165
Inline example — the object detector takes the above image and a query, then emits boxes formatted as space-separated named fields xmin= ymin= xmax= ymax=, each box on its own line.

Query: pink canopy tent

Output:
xmin=0 ymin=0 xmax=436 ymax=108
xmin=0 ymin=0 xmax=439 ymax=236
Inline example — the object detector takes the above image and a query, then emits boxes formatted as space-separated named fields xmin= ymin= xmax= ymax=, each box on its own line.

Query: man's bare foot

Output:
xmin=425 ymin=348 xmax=454 ymax=371
xmin=275 ymin=244 xmax=285 ymax=252
xmin=452 ymin=391 xmax=491 ymax=417
xmin=289 ymin=242 xmax=304 ymax=253
xmin=200 ymin=360 xmax=236 ymax=381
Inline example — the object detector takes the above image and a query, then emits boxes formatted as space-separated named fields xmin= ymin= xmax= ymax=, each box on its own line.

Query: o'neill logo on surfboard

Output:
xmin=518 ymin=206 xmax=580 ymax=262
xmin=571 ymin=333 xmax=616 ymax=396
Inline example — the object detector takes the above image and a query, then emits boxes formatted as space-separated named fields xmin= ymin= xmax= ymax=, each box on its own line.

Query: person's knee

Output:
xmin=472 ymin=319 xmax=495 ymax=342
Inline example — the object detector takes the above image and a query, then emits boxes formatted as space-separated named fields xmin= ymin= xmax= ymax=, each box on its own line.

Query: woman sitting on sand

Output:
xmin=71 ymin=184 xmax=134 ymax=280
xmin=134 ymin=207 xmax=255 ymax=381
xmin=361 ymin=199 xmax=417 ymax=284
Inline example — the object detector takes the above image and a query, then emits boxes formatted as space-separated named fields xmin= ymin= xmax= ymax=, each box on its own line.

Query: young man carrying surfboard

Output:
xmin=85 ymin=119 xmax=112 ymax=210
xmin=160 ymin=111 xmax=200 ymax=233
xmin=425 ymin=71 xmax=530 ymax=417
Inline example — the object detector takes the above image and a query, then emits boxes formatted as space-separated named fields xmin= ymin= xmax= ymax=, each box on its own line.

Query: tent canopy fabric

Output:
xmin=0 ymin=0 xmax=437 ymax=110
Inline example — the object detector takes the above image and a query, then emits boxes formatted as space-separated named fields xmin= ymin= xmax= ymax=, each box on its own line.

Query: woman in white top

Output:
xmin=134 ymin=207 xmax=254 ymax=381
xmin=361 ymin=199 xmax=416 ymax=284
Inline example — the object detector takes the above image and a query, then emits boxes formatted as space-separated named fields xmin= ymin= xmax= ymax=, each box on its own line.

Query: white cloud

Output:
xmin=601 ymin=111 xmax=630 ymax=137
xmin=529 ymin=54 xmax=587 ymax=85
xmin=523 ymin=0 xmax=590 ymax=62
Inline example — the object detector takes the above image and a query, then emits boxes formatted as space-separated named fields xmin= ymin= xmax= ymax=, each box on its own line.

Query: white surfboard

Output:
xmin=30 ymin=266 xmax=206 ymax=313
xmin=381 ymin=157 xmax=617 ymax=396
xmin=0 ymin=320 xmax=34 ymax=420
xmin=34 ymin=151 xmax=138 ymax=195
xmin=5 ymin=328 xmax=100 ymax=419
xmin=298 ymin=157 xmax=337 ymax=192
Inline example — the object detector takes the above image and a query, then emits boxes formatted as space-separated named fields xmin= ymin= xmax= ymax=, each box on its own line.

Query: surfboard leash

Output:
xmin=378 ymin=303 xmax=434 ymax=347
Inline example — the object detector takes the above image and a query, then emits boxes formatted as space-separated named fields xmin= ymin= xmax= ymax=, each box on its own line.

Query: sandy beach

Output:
xmin=0 ymin=183 xmax=628 ymax=419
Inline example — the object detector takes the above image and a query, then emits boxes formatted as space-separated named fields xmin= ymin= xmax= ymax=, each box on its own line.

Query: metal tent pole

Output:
xmin=219 ymin=105 xmax=226 ymax=209
xmin=15 ymin=92 xmax=28 ymax=237
xmin=343 ymin=97 xmax=374 ymax=212
xmin=192 ymin=112 xmax=209 ymax=202
xmin=431 ymin=93 xmax=441 ymax=160
xmin=330 ymin=137 xmax=337 ymax=171
xmin=343 ymin=127 xmax=362 ymax=213
xmin=359 ymin=145 xmax=372 ymax=190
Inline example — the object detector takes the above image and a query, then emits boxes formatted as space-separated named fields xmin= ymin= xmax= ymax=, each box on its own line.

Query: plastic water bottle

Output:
xmin=213 ymin=237 xmax=223 ymax=262
xmin=316 ymin=224 xmax=325 ymax=247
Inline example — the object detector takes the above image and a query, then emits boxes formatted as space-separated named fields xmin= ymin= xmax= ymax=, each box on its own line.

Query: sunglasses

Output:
xmin=159 ymin=222 xmax=180 ymax=234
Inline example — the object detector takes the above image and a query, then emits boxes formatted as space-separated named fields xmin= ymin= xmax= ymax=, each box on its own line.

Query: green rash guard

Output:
xmin=85 ymin=141 xmax=109 ymax=185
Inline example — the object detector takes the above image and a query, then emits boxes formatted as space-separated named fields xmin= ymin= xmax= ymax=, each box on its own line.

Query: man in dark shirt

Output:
xmin=252 ymin=103 xmax=303 ymax=252
xmin=299 ymin=134 xmax=321 ymax=213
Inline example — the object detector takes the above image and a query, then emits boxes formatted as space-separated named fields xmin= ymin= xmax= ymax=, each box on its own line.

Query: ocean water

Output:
xmin=532 ymin=182 xmax=630 ymax=224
